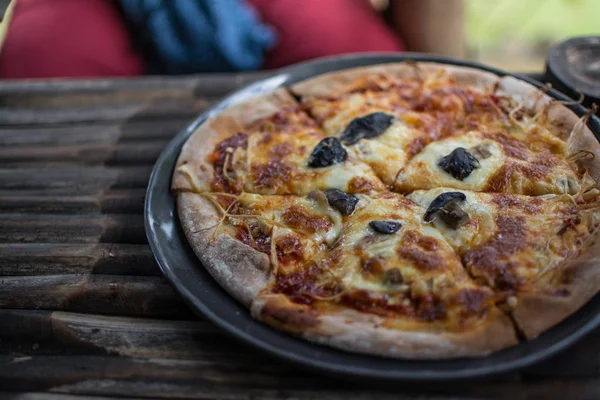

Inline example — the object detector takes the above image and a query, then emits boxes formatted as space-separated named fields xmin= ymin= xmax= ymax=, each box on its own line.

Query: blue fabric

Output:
xmin=119 ymin=0 xmax=276 ymax=74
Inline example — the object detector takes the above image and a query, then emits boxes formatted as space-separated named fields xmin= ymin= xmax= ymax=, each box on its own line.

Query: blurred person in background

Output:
xmin=0 ymin=0 xmax=464 ymax=79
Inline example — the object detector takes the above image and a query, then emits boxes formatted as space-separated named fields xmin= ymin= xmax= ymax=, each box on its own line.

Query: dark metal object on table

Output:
xmin=0 ymin=54 xmax=600 ymax=398
xmin=146 ymin=53 xmax=600 ymax=383
xmin=545 ymin=36 xmax=600 ymax=108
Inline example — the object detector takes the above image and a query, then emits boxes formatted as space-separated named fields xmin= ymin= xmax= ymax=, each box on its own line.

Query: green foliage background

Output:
xmin=467 ymin=0 xmax=600 ymax=50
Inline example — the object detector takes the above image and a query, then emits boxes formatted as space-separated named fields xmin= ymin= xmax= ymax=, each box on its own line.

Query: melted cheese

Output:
xmin=395 ymin=131 xmax=505 ymax=192
xmin=408 ymin=188 xmax=497 ymax=252
xmin=235 ymin=193 xmax=343 ymax=247
xmin=307 ymin=94 xmax=427 ymax=185
xmin=329 ymin=193 xmax=473 ymax=296
xmin=229 ymin=110 xmax=385 ymax=195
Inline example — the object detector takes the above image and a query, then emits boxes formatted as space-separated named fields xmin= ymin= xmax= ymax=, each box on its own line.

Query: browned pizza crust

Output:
xmin=177 ymin=193 xmax=270 ymax=307
xmin=416 ymin=62 xmax=500 ymax=92
xmin=171 ymin=88 xmax=297 ymax=192
xmin=290 ymin=62 xmax=501 ymax=98
xmin=290 ymin=63 xmax=417 ymax=98
xmin=512 ymin=238 xmax=600 ymax=339
xmin=252 ymin=293 xmax=518 ymax=359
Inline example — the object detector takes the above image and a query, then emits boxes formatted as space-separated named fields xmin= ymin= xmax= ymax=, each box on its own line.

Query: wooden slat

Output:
xmin=0 ymin=243 xmax=159 ymax=276
xmin=0 ymin=166 xmax=152 ymax=189
xmin=0 ymin=213 xmax=146 ymax=244
xmin=0 ymin=310 xmax=258 ymax=361
xmin=0 ymin=394 xmax=154 ymax=400
xmin=0 ymin=354 xmax=319 ymax=397
xmin=1 ymin=354 xmax=598 ymax=399
xmin=0 ymin=189 xmax=147 ymax=214
xmin=0 ymin=119 xmax=187 ymax=146
xmin=0 ymin=99 xmax=209 ymax=125
xmin=0 ymin=72 xmax=266 ymax=105
xmin=1 ymin=309 xmax=597 ymax=379
xmin=0 ymin=275 xmax=193 ymax=319
xmin=0 ymin=142 xmax=165 ymax=166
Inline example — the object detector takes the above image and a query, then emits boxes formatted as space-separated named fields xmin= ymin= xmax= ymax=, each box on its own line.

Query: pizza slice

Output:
xmin=291 ymin=63 xmax=503 ymax=185
xmin=394 ymin=129 xmax=593 ymax=196
xmin=408 ymin=187 xmax=600 ymax=338
xmin=172 ymin=88 xmax=385 ymax=196
xmin=252 ymin=192 xmax=518 ymax=358
xmin=175 ymin=189 xmax=356 ymax=306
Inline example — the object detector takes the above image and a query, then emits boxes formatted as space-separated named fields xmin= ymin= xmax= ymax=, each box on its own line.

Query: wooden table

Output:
xmin=0 ymin=72 xmax=598 ymax=400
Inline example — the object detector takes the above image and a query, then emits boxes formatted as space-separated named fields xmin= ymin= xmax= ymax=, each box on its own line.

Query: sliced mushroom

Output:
xmin=323 ymin=189 xmax=359 ymax=216
xmin=384 ymin=268 xmax=404 ymax=285
xmin=470 ymin=144 xmax=492 ymax=159
xmin=438 ymin=147 xmax=480 ymax=180
xmin=340 ymin=112 xmax=394 ymax=145
xmin=369 ymin=220 xmax=402 ymax=234
xmin=307 ymin=137 xmax=347 ymax=168
xmin=424 ymin=192 xmax=469 ymax=229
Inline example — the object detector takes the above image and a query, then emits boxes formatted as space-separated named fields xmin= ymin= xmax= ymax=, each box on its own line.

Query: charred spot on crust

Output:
xmin=307 ymin=137 xmax=347 ymax=168
xmin=322 ymin=189 xmax=359 ymax=216
xmin=369 ymin=220 xmax=402 ymax=234
xmin=438 ymin=147 xmax=481 ymax=181
xmin=340 ymin=112 xmax=394 ymax=145
xmin=424 ymin=192 xmax=469 ymax=229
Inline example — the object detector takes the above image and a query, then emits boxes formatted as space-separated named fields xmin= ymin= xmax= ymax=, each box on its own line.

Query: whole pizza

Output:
xmin=172 ymin=62 xmax=600 ymax=358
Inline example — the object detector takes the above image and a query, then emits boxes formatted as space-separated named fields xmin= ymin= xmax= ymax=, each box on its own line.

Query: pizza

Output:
xmin=172 ymin=62 xmax=600 ymax=358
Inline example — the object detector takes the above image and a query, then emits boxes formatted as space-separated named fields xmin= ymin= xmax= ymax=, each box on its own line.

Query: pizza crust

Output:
xmin=252 ymin=293 xmax=518 ymax=359
xmin=291 ymin=62 xmax=501 ymax=98
xmin=416 ymin=62 xmax=500 ymax=92
xmin=171 ymin=88 xmax=298 ymax=192
xmin=177 ymin=193 xmax=270 ymax=307
xmin=290 ymin=63 xmax=418 ymax=98
xmin=512 ymin=237 xmax=600 ymax=339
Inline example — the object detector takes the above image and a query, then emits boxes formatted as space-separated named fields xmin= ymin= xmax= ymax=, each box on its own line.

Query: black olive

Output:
xmin=369 ymin=220 xmax=402 ymax=234
xmin=323 ymin=189 xmax=359 ymax=216
xmin=307 ymin=137 xmax=347 ymax=168
xmin=438 ymin=147 xmax=480 ymax=180
xmin=340 ymin=112 xmax=394 ymax=145
xmin=423 ymin=192 xmax=469 ymax=229
xmin=384 ymin=268 xmax=403 ymax=285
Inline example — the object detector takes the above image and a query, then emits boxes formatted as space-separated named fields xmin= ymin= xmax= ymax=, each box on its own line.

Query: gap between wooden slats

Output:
xmin=0 ymin=118 xmax=190 ymax=146
xmin=0 ymin=275 xmax=194 ymax=319
xmin=0 ymin=72 xmax=266 ymax=103
xmin=0 ymin=243 xmax=159 ymax=276
xmin=0 ymin=189 xmax=147 ymax=214
xmin=0 ymin=99 xmax=209 ymax=126
xmin=0 ymin=213 xmax=146 ymax=244
xmin=0 ymin=142 xmax=167 ymax=166
xmin=0 ymin=166 xmax=152 ymax=189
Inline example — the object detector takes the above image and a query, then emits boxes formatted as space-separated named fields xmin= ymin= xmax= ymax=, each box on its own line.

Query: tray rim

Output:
xmin=145 ymin=52 xmax=600 ymax=382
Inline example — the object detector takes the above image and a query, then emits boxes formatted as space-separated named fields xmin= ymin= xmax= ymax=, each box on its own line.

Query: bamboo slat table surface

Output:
xmin=1 ymin=72 xmax=599 ymax=400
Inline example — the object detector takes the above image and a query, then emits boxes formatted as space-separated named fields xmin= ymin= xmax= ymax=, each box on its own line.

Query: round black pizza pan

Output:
xmin=145 ymin=53 xmax=600 ymax=382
